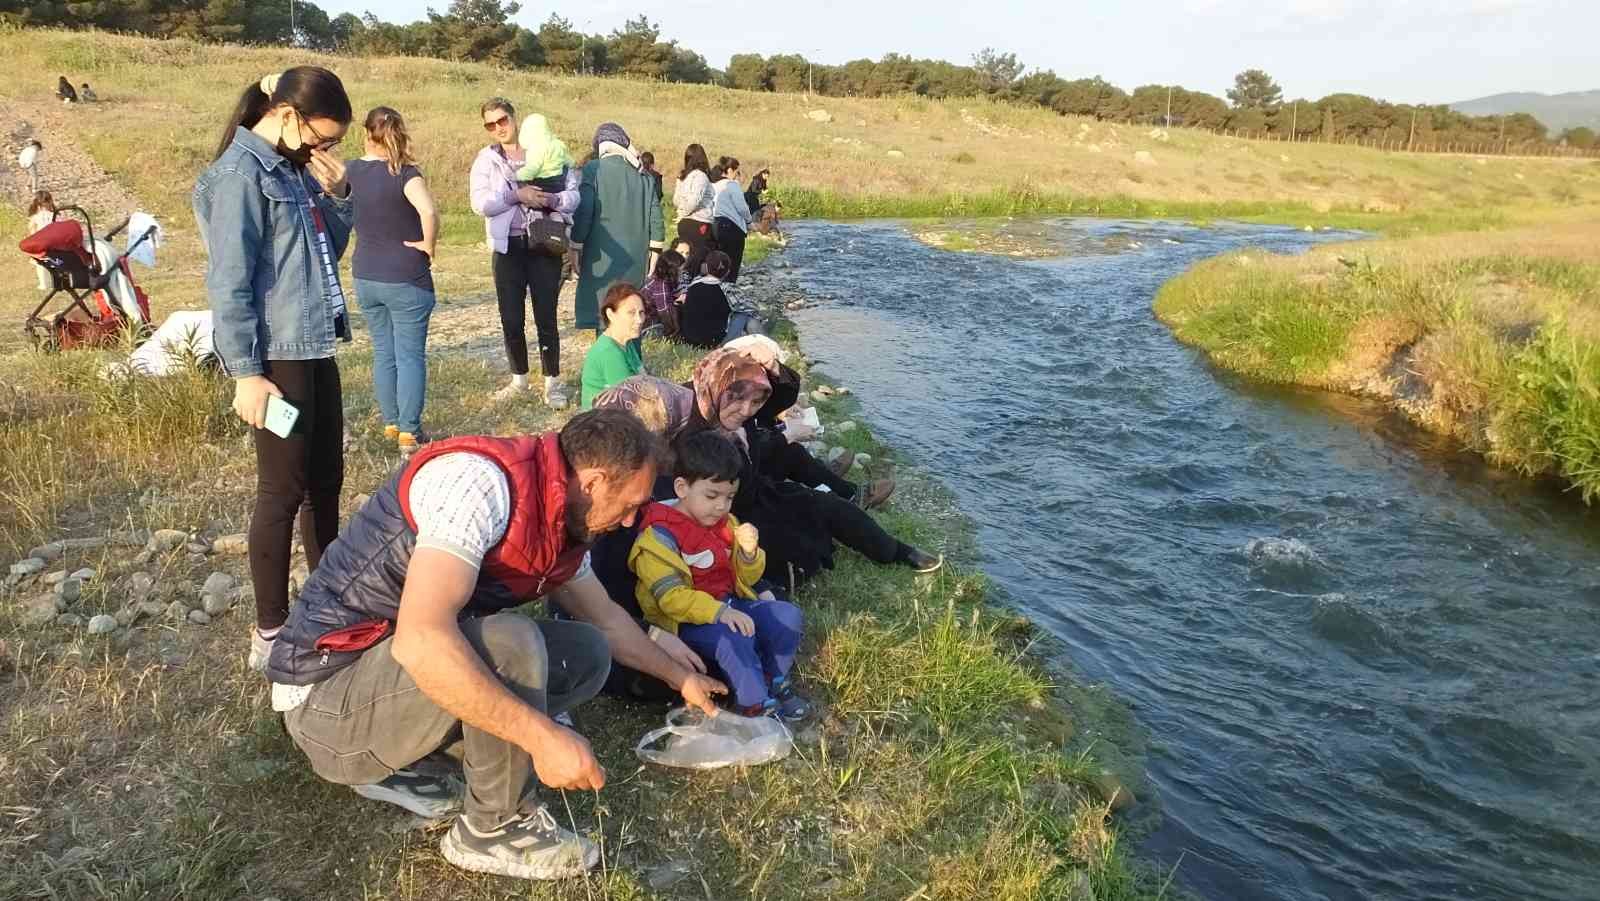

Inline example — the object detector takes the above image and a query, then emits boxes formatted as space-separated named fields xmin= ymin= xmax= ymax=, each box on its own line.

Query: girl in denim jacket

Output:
xmin=192 ymin=66 xmax=354 ymax=672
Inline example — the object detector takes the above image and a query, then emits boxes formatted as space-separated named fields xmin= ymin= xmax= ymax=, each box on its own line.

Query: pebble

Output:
xmin=826 ymin=446 xmax=850 ymax=464
xmin=185 ymin=541 xmax=212 ymax=555
xmin=86 ymin=614 xmax=118 ymax=635
xmin=56 ymin=579 xmax=82 ymax=603
xmin=835 ymin=421 xmax=857 ymax=434
xmin=56 ymin=612 xmax=83 ymax=628
xmin=202 ymin=590 xmax=234 ymax=617
xmin=188 ymin=609 xmax=212 ymax=626
xmin=23 ymin=594 xmax=63 ymax=626
xmin=149 ymin=529 xmax=187 ymax=552
xmin=1090 ymin=772 xmax=1136 ymax=811
xmin=202 ymin=572 xmax=236 ymax=596
xmin=43 ymin=570 xmax=68 ymax=586
xmin=211 ymin=533 xmax=248 ymax=555
xmin=28 ymin=544 xmax=63 ymax=562
xmin=10 ymin=558 xmax=46 ymax=577
xmin=165 ymin=600 xmax=188 ymax=621
xmin=134 ymin=600 xmax=168 ymax=620
xmin=70 ymin=567 xmax=95 ymax=582
xmin=128 ymin=572 xmax=155 ymax=600
xmin=855 ymin=453 xmax=873 ymax=467
xmin=813 ymin=385 xmax=835 ymax=398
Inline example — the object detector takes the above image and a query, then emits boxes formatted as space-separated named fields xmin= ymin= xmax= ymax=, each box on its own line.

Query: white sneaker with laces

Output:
xmin=543 ymin=380 xmax=571 ymax=410
xmin=351 ymin=768 xmax=463 ymax=818
xmin=440 ymin=807 xmax=598 ymax=880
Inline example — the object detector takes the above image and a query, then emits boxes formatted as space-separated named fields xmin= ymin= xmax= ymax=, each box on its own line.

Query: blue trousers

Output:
xmin=677 ymin=598 xmax=803 ymax=709
xmin=355 ymin=278 xmax=435 ymax=434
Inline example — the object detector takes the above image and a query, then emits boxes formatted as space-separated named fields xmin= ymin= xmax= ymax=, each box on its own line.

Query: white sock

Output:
xmin=509 ymin=374 xmax=529 ymax=390
xmin=544 ymin=375 xmax=558 ymax=391
xmin=256 ymin=626 xmax=281 ymax=641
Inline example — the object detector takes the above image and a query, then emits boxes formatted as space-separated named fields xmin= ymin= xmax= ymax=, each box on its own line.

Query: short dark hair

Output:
xmin=640 ymin=150 xmax=655 ymax=168
xmin=673 ymin=430 xmax=743 ymax=485
xmin=653 ymin=249 xmax=685 ymax=281
xmin=480 ymin=97 xmax=515 ymax=120
xmin=559 ymin=409 xmax=668 ymax=480
xmin=703 ymin=250 xmax=732 ymax=278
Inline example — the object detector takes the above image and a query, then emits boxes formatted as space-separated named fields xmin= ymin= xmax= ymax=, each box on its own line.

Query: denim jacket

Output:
xmin=193 ymin=127 xmax=354 ymax=377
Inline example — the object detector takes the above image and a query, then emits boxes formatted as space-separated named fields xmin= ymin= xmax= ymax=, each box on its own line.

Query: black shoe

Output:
xmin=770 ymin=677 xmax=813 ymax=722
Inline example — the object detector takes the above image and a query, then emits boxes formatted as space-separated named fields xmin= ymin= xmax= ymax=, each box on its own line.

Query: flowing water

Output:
xmin=769 ymin=219 xmax=1600 ymax=901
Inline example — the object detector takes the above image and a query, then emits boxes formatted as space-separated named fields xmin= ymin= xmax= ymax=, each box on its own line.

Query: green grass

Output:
xmin=1154 ymin=219 xmax=1600 ymax=500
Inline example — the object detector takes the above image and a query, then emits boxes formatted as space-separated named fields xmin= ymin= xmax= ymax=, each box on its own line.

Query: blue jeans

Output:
xmin=677 ymin=597 xmax=803 ymax=709
xmin=355 ymin=278 xmax=434 ymax=434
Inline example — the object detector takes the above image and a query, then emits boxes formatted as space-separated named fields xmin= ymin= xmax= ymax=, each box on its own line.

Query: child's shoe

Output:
xmin=770 ymin=676 xmax=813 ymax=722
xmin=736 ymin=698 xmax=778 ymax=718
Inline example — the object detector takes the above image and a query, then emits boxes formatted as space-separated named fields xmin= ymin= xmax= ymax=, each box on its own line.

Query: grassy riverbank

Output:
xmin=1154 ymin=216 xmax=1600 ymax=501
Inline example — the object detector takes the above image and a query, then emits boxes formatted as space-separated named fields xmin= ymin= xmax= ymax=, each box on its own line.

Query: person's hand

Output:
xmin=529 ymin=722 xmax=606 ymax=791
xmin=719 ymin=605 xmax=756 ymax=637
xmin=515 ymin=185 xmax=547 ymax=207
xmin=650 ymin=626 xmax=706 ymax=674
xmin=735 ymin=523 xmax=760 ymax=556
xmin=308 ymin=148 xmax=348 ymax=198
xmin=679 ymin=671 xmax=728 ymax=717
xmin=403 ymin=239 xmax=435 ymax=259
xmin=782 ymin=421 xmax=817 ymax=443
xmin=233 ymin=375 xmax=282 ymax=429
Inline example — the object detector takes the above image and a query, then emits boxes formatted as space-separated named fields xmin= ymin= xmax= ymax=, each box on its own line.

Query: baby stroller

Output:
xmin=21 ymin=205 xmax=154 ymax=351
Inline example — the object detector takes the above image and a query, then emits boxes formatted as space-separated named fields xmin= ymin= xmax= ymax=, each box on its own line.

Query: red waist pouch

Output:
xmin=315 ymin=620 xmax=391 ymax=652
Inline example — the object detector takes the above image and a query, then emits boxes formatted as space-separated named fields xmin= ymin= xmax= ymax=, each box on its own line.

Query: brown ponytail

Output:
xmin=363 ymin=106 xmax=416 ymax=176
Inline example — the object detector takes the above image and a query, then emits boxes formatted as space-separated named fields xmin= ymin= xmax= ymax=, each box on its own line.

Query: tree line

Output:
xmin=5 ymin=0 xmax=1592 ymax=151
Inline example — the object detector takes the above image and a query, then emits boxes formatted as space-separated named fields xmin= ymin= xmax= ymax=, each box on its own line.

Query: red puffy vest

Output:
xmin=638 ymin=501 xmax=737 ymax=600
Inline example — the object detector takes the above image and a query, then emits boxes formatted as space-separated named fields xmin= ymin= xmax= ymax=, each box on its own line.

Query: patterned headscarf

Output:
xmin=592 ymin=375 xmax=695 ymax=438
xmin=692 ymin=348 xmax=771 ymax=440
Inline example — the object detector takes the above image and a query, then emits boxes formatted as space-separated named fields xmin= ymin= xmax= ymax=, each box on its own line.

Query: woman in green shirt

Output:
xmin=580 ymin=282 xmax=648 ymax=408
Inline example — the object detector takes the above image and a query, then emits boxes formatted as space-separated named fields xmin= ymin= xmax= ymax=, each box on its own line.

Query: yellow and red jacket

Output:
xmin=627 ymin=501 xmax=766 ymax=633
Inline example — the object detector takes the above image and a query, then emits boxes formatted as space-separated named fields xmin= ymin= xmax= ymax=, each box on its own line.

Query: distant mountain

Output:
xmin=1450 ymin=90 xmax=1600 ymax=135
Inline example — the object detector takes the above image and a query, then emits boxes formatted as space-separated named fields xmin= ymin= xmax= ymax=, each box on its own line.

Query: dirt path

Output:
xmin=0 ymin=97 xmax=141 ymax=220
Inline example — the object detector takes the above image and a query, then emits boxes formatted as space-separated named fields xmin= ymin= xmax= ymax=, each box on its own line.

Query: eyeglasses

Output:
xmin=297 ymin=110 xmax=342 ymax=151
xmin=483 ymin=114 xmax=512 ymax=132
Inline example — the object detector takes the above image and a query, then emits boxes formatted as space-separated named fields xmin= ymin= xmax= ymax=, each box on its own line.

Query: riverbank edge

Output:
xmin=751 ymin=258 xmax=1174 ymax=898
xmin=1150 ymin=226 xmax=1600 ymax=503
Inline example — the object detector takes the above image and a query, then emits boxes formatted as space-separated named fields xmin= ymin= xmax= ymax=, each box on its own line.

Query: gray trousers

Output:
xmin=283 ymin=613 xmax=611 ymax=829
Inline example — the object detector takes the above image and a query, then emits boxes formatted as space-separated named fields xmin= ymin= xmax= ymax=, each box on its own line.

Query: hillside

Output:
xmin=1 ymin=26 xmax=1596 ymax=244
xmin=1450 ymin=90 xmax=1600 ymax=135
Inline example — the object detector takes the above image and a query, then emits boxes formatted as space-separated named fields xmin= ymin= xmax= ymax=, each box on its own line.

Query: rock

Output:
xmin=23 ymin=594 xmax=63 ymax=626
xmin=855 ymin=453 xmax=873 ymax=467
xmin=886 ymin=149 xmax=905 ymax=158
xmin=10 ymin=558 xmax=46 ymax=577
xmin=28 ymin=543 xmax=63 ymax=561
xmin=165 ymin=600 xmax=188 ymax=621
xmin=56 ymin=579 xmax=82 ymax=603
xmin=813 ymin=385 xmax=835 ymax=398
xmin=149 ymin=529 xmax=187 ymax=552
xmin=835 ymin=421 xmax=857 ymax=434
xmin=188 ymin=609 xmax=212 ymax=626
xmin=289 ymin=562 xmax=311 ymax=595
xmin=128 ymin=572 xmax=155 ymax=600
xmin=115 ymin=608 xmax=137 ymax=627
xmin=132 ymin=550 xmax=154 ymax=567
xmin=202 ymin=572 xmax=236 ymax=597
xmin=1303 ymin=225 xmax=1314 ymax=232
xmin=87 ymin=614 xmax=118 ymax=636
xmin=1133 ymin=150 xmax=1156 ymax=166
xmin=134 ymin=600 xmax=168 ymax=620
xmin=185 ymin=541 xmax=212 ymax=555
xmin=43 ymin=570 xmax=68 ymax=586
xmin=202 ymin=590 xmax=234 ymax=617
xmin=834 ymin=386 xmax=851 ymax=396
xmin=805 ymin=109 xmax=832 ymax=123
xmin=211 ymin=533 xmax=248 ymax=555
xmin=70 ymin=567 xmax=95 ymax=582
xmin=1090 ymin=772 xmax=1136 ymax=811
xmin=646 ymin=861 xmax=693 ymax=891
xmin=56 ymin=613 xmax=83 ymax=628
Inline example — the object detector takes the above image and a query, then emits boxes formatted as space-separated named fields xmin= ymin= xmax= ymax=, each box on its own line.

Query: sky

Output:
xmin=311 ymin=0 xmax=1598 ymax=104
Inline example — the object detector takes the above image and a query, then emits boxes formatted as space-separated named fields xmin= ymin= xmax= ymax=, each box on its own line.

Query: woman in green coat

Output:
xmin=570 ymin=122 xmax=664 ymax=332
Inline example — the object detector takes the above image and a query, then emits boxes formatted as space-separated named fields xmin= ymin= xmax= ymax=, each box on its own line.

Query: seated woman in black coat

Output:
xmin=677 ymin=348 xmax=941 ymax=589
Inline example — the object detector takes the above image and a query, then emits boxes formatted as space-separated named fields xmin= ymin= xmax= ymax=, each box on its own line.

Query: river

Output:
xmin=769 ymin=218 xmax=1600 ymax=901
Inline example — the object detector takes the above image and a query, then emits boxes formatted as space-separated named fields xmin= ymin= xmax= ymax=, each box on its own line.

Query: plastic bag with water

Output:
xmin=635 ymin=707 xmax=793 ymax=770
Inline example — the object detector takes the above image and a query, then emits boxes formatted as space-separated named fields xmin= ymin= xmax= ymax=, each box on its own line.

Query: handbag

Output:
xmin=527 ymin=215 xmax=569 ymax=257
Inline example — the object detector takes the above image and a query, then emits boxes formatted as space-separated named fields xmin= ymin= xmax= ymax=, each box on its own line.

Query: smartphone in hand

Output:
xmin=264 ymin=395 xmax=301 ymax=439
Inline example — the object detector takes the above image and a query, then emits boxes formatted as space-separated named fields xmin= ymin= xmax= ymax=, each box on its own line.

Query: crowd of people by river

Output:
xmin=192 ymin=65 xmax=939 ymax=880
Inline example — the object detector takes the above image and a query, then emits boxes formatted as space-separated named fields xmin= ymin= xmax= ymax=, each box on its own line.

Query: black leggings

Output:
xmin=714 ymin=217 xmax=747 ymax=283
xmin=251 ymin=358 xmax=344 ymax=630
xmin=676 ymin=218 xmax=714 ymax=279
xmin=493 ymin=235 xmax=564 ymax=377
xmin=814 ymin=491 xmax=902 ymax=564
xmin=772 ymin=439 xmax=857 ymax=499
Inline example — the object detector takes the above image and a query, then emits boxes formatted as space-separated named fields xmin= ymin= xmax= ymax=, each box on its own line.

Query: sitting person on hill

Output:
xmin=629 ymin=430 xmax=812 ymax=720
xmin=679 ymin=251 xmax=761 ymax=348
xmin=56 ymin=76 xmax=77 ymax=104
xmin=640 ymin=249 xmax=684 ymax=339
xmin=580 ymin=283 xmax=647 ymax=409
xmin=80 ymin=83 xmax=97 ymax=102
xmin=744 ymin=169 xmax=782 ymax=236
xmin=680 ymin=348 xmax=941 ymax=588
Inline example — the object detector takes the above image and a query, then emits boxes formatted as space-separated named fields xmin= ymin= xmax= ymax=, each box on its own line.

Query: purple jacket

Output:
xmin=469 ymin=144 xmax=580 ymax=254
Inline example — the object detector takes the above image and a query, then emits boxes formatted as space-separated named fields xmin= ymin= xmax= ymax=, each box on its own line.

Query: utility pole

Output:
xmin=1498 ymin=116 xmax=1506 ymax=153
xmin=1407 ymin=108 xmax=1417 ymax=153
xmin=1291 ymin=102 xmax=1297 ymax=141
xmin=1165 ymin=85 xmax=1172 ymax=129
xmin=288 ymin=0 xmax=295 ymax=45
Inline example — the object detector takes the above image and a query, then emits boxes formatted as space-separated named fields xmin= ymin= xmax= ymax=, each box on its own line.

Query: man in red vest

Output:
xmin=263 ymin=409 xmax=725 ymax=881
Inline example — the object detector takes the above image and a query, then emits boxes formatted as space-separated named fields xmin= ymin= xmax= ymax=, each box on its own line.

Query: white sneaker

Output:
xmin=440 ymin=807 xmax=598 ymax=880
xmin=352 ymin=768 xmax=464 ymax=818
xmin=492 ymin=380 xmax=529 ymax=402
xmin=248 ymin=630 xmax=274 ymax=673
xmin=543 ymin=381 xmax=570 ymax=410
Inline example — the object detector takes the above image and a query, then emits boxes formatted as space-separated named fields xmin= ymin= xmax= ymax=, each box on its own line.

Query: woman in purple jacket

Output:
xmin=470 ymin=97 xmax=580 ymax=410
